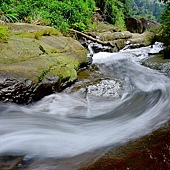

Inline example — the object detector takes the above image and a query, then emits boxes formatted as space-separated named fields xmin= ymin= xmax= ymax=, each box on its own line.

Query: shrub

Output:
xmin=1 ymin=0 xmax=96 ymax=32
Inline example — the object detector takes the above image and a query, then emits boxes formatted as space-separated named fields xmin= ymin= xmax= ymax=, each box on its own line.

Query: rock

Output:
xmin=125 ymin=17 xmax=143 ymax=33
xmin=98 ymin=31 xmax=132 ymax=41
xmin=125 ymin=17 xmax=160 ymax=33
xmin=162 ymin=45 xmax=170 ymax=59
xmin=80 ymin=124 xmax=170 ymax=170
xmin=128 ymin=31 xmax=155 ymax=46
xmin=88 ymin=31 xmax=154 ymax=52
xmin=0 ymin=23 xmax=88 ymax=104
xmin=140 ymin=18 xmax=160 ymax=32
xmin=110 ymin=39 xmax=126 ymax=52
xmin=142 ymin=54 xmax=170 ymax=77
xmin=85 ymin=31 xmax=132 ymax=52
xmin=0 ymin=156 xmax=23 ymax=170
xmin=0 ymin=77 xmax=35 ymax=104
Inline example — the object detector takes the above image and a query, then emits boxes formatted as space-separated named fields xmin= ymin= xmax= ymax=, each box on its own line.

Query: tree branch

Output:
xmin=69 ymin=29 xmax=114 ymax=47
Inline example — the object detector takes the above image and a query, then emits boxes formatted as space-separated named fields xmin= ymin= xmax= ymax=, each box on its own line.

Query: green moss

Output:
xmin=38 ymin=69 xmax=50 ymax=82
xmin=0 ymin=37 xmax=42 ymax=64
xmin=49 ymin=55 xmax=79 ymax=82
xmin=0 ymin=26 xmax=9 ymax=42
xmin=34 ymin=28 xmax=62 ymax=40
xmin=7 ymin=24 xmax=62 ymax=40
xmin=143 ymin=31 xmax=155 ymax=46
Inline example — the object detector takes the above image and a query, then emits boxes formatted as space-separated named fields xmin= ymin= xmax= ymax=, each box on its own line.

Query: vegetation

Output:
xmin=0 ymin=0 xmax=168 ymax=37
xmin=95 ymin=0 xmax=132 ymax=29
xmin=0 ymin=26 xmax=9 ymax=42
xmin=0 ymin=0 xmax=96 ymax=32
xmin=160 ymin=0 xmax=170 ymax=45
xmin=130 ymin=0 xmax=165 ymax=22
xmin=0 ymin=0 xmax=132 ymax=32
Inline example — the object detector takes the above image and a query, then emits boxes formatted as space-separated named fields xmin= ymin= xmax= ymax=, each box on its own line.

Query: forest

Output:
xmin=131 ymin=0 xmax=165 ymax=22
xmin=0 ymin=0 xmax=169 ymax=43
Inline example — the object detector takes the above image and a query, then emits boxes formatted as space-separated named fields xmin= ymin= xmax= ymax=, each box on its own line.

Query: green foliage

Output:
xmin=131 ymin=0 xmax=165 ymax=22
xmin=95 ymin=0 xmax=126 ymax=29
xmin=0 ymin=0 xmax=96 ymax=32
xmin=1 ymin=0 xmax=130 ymax=32
xmin=0 ymin=26 xmax=9 ymax=42
xmin=0 ymin=1 xmax=19 ymax=22
xmin=160 ymin=1 xmax=170 ymax=45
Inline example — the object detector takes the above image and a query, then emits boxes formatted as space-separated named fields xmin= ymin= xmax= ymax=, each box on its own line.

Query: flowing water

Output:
xmin=0 ymin=43 xmax=170 ymax=169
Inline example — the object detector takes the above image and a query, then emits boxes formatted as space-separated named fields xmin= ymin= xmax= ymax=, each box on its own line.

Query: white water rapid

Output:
xmin=0 ymin=43 xmax=169 ymax=169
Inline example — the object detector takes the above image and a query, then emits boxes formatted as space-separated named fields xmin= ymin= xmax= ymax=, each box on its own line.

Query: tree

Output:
xmin=160 ymin=0 xmax=170 ymax=44
xmin=94 ymin=0 xmax=131 ymax=29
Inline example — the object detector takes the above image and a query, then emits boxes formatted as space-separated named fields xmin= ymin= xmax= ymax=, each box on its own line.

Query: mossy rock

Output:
xmin=0 ymin=23 xmax=88 ymax=103
xmin=98 ymin=31 xmax=132 ymax=41
xmin=0 ymin=37 xmax=42 ymax=64
xmin=129 ymin=32 xmax=155 ymax=46
xmin=0 ymin=26 xmax=9 ymax=43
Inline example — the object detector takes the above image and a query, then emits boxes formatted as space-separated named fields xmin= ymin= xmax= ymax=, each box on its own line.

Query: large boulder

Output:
xmin=128 ymin=31 xmax=155 ymax=46
xmin=140 ymin=18 xmax=160 ymax=32
xmin=125 ymin=17 xmax=143 ymax=33
xmin=125 ymin=17 xmax=159 ymax=33
xmin=0 ymin=23 xmax=88 ymax=103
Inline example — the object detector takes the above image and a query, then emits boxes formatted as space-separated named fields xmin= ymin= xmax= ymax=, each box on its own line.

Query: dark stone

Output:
xmin=33 ymin=74 xmax=60 ymax=101
xmin=125 ymin=17 xmax=143 ymax=33
xmin=0 ymin=77 xmax=35 ymax=104
xmin=125 ymin=17 xmax=159 ymax=33
xmin=0 ymin=75 xmax=60 ymax=104
xmin=163 ymin=45 xmax=170 ymax=59
xmin=140 ymin=18 xmax=160 ymax=32
xmin=0 ymin=156 xmax=23 ymax=170
xmin=81 ymin=124 xmax=170 ymax=170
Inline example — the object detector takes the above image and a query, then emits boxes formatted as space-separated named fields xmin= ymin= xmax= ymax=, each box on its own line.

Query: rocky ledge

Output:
xmin=79 ymin=22 xmax=155 ymax=53
xmin=0 ymin=23 xmax=88 ymax=103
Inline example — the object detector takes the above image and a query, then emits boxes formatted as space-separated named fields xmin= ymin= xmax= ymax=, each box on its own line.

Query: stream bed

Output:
xmin=0 ymin=43 xmax=170 ymax=169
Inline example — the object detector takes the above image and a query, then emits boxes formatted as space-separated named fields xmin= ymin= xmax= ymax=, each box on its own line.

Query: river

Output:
xmin=0 ymin=43 xmax=169 ymax=169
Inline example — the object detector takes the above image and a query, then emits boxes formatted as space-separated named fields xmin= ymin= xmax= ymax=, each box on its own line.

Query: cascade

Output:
xmin=0 ymin=42 xmax=169 ymax=169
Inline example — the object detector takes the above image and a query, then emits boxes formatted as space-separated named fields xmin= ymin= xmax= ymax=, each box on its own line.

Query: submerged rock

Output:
xmin=142 ymin=54 xmax=170 ymax=77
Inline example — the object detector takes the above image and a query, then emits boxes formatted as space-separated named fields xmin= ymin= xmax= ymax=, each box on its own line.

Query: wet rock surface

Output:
xmin=80 ymin=123 xmax=170 ymax=170
xmin=142 ymin=54 xmax=170 ymax=77
xmin=0 ymin=77 xmax=35 ymax=104
xmin=0 ymin=156 xmax=24 ymax=170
